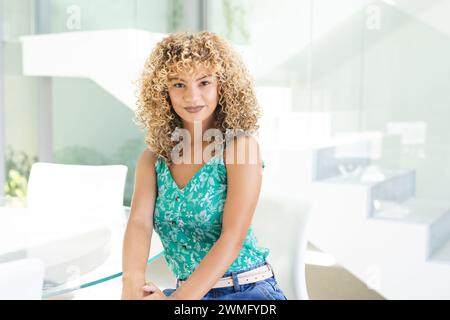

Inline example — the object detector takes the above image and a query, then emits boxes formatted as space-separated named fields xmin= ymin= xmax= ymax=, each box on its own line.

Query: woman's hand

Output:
xmin=141 ymin=281 xmax=169 ymax=300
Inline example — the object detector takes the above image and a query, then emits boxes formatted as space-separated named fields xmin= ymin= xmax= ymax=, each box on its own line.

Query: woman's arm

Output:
xmin=169 ymin=135 xmax=263 ymax=300
xmin=121 ymin=149 xmax=158 ymax=300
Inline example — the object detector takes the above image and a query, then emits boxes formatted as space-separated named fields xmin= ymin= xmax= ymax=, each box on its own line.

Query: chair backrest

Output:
xmin=0 ymin=258 xmax=44 ymax=300
xmin=26 ymin=162 xmax=128 ymax=217
xmin=252 ymin=194 xmax=311 ymax=300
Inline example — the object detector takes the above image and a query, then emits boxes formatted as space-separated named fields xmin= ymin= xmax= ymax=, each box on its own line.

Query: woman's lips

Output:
xmin=185 ymin=106 xmax=204 ymax=113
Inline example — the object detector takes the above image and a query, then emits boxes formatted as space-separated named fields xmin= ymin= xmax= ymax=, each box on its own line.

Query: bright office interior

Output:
xmin=1 ymin=0 xmax=450 ymax=300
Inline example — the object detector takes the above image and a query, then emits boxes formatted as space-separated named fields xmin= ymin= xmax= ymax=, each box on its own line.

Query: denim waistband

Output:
xmin=176 ymin=260 xmax=272 ymax=288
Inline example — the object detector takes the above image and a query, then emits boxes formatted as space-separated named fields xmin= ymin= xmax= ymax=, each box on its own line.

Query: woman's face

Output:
xmin=167 ymin=66 xmax=219 ymax=125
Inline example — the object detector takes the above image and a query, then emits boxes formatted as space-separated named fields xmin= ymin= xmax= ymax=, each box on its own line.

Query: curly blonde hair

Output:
xmin=134 ymin=31 xmax=261 ymax=164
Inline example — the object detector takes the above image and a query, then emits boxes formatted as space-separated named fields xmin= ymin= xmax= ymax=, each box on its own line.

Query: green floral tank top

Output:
xmin=153 ymin=152 xmax=269 ymax=280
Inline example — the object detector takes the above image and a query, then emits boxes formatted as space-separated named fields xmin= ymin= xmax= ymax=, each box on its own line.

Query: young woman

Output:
xmin=121 ymin=31 xmax=287 ymax=300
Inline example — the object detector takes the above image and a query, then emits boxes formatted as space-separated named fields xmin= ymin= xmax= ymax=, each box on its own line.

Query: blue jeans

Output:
xmin=162 ymin=261 xmax=288 ymax=300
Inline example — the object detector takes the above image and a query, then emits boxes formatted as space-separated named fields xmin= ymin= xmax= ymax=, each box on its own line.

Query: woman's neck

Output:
xmin=179 ymin=117 xmax=220 ymax=164
xmin=182 ymin=117 xmax=216 ymax=148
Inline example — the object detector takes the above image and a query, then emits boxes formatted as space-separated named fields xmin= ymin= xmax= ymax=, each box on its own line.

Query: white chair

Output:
xmin=0 ymin=258 xmax=45 ymax=300
xmin=25 ymin=162 xmax=127 ymax=287
xmin=27 ymin=162 xmax=128 ymax=221
xmin=252 ymin=194 xmax=311 ymax=300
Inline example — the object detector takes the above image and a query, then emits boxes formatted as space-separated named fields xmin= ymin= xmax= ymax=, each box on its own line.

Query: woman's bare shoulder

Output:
xmin=138 ymin=148 xmax=158 ymax=166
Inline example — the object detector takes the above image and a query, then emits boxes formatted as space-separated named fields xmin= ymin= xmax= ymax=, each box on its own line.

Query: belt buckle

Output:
xmin=214 ymin=263 xmax=272 ymax=288
xmin=237 ymin=264 xmax=271 ymax=286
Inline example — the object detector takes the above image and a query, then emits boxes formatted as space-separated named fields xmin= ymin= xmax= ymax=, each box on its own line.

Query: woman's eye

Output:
xmin=174 ymin=83 xmax=184 ymax=88
xmin=201 ymin=81 xmax=210 ymax=86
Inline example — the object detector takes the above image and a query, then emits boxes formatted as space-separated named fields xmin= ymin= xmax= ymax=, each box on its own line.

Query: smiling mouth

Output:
xmin=184 ymin=106 xmax=204 ymax=113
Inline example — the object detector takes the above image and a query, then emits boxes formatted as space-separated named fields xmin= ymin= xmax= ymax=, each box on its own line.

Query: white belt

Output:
xmin=179 ymin=264 xmax=274 ymax=289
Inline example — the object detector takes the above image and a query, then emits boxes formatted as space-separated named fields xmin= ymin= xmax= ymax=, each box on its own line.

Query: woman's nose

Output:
xmin=183 ymin=85 xmax=200 ymax=103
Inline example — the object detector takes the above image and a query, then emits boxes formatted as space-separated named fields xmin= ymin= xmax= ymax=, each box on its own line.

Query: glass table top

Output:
xmin=0 ymin=197 xmax=164 ymax=299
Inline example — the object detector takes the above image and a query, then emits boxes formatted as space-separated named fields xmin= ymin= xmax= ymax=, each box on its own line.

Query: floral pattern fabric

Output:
xmin=153 ymin=153 xmax=269 ymax=280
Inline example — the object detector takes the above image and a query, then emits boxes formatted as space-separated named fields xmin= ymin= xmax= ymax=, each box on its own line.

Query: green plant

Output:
xmin=4 ymin=146 xmax=38 ymax=198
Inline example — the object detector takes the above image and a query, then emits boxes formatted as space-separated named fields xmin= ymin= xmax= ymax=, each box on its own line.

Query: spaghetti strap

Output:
xmin=154 ymin=156 xmax=165 ymax=173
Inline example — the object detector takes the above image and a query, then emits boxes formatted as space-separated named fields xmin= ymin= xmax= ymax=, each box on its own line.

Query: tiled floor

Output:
xmin=305 ymin=243 xmax=384 ymax=300
xmin=306 ymin=264 xmax=384 ymax=300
